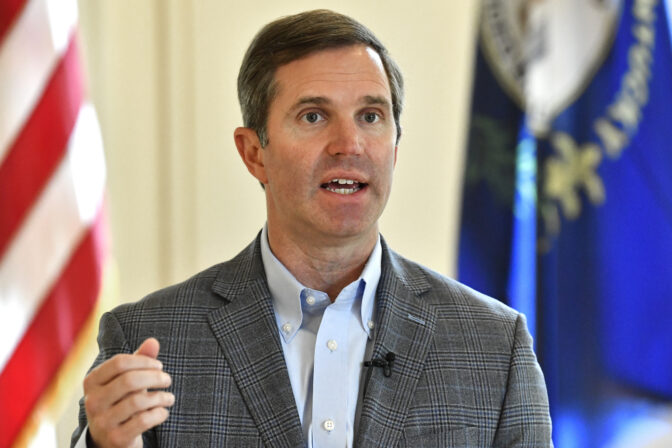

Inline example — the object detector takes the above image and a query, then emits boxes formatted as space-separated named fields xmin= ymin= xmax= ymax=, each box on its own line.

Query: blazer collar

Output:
xmin=355 ymin=238 xmax=437 ymax=447
xmin=208 ymin=233 xmax=304 ymax=447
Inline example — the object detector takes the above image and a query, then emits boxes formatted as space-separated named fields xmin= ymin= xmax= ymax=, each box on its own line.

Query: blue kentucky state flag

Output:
xmin=458 ymin=1 xmax=672 ymax=446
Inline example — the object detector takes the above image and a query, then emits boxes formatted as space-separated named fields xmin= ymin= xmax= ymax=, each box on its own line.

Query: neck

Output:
xmin=266 ymin=224 xmax=378 ymax=301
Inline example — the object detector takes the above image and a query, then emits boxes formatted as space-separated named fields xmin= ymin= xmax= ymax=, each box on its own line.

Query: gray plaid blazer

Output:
xmin=72 ymin=234 xmax=552 ymax=447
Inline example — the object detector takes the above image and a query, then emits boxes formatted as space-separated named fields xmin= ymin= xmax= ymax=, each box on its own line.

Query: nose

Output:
xmin=326 ymin=118 xmax=363 ymax=156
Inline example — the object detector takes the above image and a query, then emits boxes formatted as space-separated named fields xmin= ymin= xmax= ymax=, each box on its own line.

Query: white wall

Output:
xmin=59 ymin=1 xmax=480 ymax=444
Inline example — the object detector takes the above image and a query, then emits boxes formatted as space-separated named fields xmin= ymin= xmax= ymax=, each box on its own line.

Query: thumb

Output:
xmin=134 ymin=337 xmax=160 ymax=360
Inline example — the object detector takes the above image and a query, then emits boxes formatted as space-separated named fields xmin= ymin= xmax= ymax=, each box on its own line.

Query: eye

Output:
xmin=362 ymin=111 xmax=381 ymax=124
xmin=301 ymin=111 xmax=324 ymax=124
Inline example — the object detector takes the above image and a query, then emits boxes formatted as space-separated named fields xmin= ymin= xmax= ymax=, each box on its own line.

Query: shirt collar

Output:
xmin=260 ymin=225 xmax=381 ymax=343
xmin=358 ymin=233 xmax=381 ymax=338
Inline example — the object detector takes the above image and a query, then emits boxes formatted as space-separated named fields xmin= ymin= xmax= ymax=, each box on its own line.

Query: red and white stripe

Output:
xmin=0 ymin=0 xmax=107 ymax=446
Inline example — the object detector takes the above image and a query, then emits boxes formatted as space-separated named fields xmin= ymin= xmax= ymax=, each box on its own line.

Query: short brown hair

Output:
xmin=237 ymin=9 xmax=404 ymax=146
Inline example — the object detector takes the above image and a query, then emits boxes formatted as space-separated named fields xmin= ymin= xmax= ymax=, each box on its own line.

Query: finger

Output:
xmin=85 ymin=368 xmax=171 ymax=416
xmin=85 ymin=353 xmax=163 ymax=389
xmin=108 ymin=391 xmax=175 ymax=428
xmin=134 ymin=337 xmax=160 ymax=359
xmin=105 ymin=369 xmax=172 ymax=408
xmin=118 ymin=406 xmax=171 ymax=444
xmin=96 ymin=406 xmax=170 ymax=448
xmin=86 ymin=338 xmax=162 ymax=389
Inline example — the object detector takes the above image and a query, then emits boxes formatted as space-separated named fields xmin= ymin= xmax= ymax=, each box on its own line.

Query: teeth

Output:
xmin=326 ymin=185 xmax=361 ymax=195
xmin=323 ymin=178 xmax=363 ymax=195
xmin=331 ymin=178 xmax=357 ymax=185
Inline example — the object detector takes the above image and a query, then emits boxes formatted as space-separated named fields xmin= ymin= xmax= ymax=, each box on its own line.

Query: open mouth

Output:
xmin=320 ymin=178 xmax=367 ymax=195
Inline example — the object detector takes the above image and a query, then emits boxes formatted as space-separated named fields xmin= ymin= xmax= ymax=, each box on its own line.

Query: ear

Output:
xmin=234 ymin=127 xmax=268 ymax=185
xmin=393 ymin=145 xmax=398 ymax=167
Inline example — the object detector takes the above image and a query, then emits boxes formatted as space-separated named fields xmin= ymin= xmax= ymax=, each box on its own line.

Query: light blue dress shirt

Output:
xmin=260 ymin=226 xmax=381 ymax=448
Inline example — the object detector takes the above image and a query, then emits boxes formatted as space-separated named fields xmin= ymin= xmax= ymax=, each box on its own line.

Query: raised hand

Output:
xmin=83 ymin=338 xmax=174 ymax=447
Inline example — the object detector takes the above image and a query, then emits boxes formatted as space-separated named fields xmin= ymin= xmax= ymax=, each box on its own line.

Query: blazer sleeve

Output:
xmin=70 ymin=311 xmax=158 ymax=448
xmin=493 ymin=313 xmax=553 ymax=447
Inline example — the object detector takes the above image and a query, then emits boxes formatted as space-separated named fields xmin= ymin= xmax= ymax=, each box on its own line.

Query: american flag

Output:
xmin=0 ymin=0 xmax=108 ymax=446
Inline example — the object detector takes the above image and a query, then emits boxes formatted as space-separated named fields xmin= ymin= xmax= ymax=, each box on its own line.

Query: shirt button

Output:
xmin=326 ymin=339 xmax=338 ymax=352
xmin=323 ymin=419 xmax=335 ymax=432
xmin=282 ymin=323 xmax=292 ymax=333
xmin=367 ymin=320 xmax=375 ymax=330
xmin=306 ymin=295 xmax=316 ymax=305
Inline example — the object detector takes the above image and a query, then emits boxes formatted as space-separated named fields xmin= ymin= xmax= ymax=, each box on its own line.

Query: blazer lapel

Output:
xmin=356 ymin=240 xmax=437 ymax=447
xmin=207 ymin=236 xmax=304 ymax=447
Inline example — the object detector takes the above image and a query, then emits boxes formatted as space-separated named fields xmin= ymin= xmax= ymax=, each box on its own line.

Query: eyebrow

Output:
xmin=290 ymin=96 xmax=331 ymax=112
xmin=362 ymin=95 xmax=391 ymax=108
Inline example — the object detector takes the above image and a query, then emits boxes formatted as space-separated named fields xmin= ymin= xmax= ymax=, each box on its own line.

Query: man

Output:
xmin=72 ymin=9 xmax=552 ymax=448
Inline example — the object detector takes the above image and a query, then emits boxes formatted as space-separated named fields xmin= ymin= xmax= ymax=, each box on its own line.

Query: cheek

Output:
xmin=266 ymin=147 xmax=312 ymax=187
xmin=382 ymin=147 xmax=397 ymax=174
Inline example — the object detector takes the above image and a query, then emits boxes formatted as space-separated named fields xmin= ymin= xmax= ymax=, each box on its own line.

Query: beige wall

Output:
xmin=58 ymin=1 xmax=479 ymax=445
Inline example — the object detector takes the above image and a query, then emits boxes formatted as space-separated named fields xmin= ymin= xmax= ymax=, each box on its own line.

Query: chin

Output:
xmin=322 ymin=218 xmax=377 ymax=240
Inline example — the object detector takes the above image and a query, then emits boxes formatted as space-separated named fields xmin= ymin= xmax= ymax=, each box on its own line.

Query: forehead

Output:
xmin=271 ymin=45 xmax=392 ymax=105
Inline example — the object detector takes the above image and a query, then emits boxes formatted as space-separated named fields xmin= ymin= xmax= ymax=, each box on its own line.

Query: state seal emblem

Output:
xmin=480 ymin=0 xmax=623 ymax=135
xmin=478 ymin=0 xmax=661 ymax=243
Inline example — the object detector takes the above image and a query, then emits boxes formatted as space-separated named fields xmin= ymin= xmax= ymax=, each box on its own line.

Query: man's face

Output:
xmin=252 ymin=45 xmax=398 ymax=245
